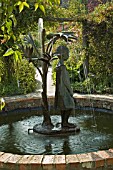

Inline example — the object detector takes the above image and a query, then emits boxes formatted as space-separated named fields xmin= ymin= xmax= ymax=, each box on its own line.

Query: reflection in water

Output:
xmin=62 ymin=140 xmax=71 ymax=155
xmin=44 ymin=144 xmax=52 ymax=154
xmin=0 ymin=109 xmax=113 ymax=155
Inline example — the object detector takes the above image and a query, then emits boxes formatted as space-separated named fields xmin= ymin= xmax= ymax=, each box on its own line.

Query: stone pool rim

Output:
xmin=1 ymin=93 xmax=113 ymax=170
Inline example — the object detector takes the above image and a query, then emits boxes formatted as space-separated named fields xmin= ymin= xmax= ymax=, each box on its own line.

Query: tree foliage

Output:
xmin=0 ymin=0 xmax=60 ymax=48
xmin=0 ymin=0 xmax=60 ymax=96
xmin=70 ymin=1 xmax=113 ymax=94
xmin=86 ymin=2 xmax=113 ymax=93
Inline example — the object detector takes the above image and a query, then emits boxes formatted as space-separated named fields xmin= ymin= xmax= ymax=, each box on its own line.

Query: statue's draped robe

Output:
xmin=55 ymin=64 xmax=75 ymax=110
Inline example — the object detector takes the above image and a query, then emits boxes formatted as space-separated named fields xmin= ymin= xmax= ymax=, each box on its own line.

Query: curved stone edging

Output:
xmin=74 ymin=94 xmax=113 ymax=111
xmin=1 ymin=93 xmax=113 ymax=170
xmin=1 ymin=149 xmax=113 ymax=170
xmin=3 ymin=93 xmax=113 ymax=112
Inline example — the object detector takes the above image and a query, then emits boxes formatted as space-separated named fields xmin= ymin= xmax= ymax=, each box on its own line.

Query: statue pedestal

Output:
xmin=33 ymin=123 xmax=80 ymax=136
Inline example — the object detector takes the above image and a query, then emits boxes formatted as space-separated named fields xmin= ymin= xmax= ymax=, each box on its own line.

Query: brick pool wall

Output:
xmin=0 ymin=93 xmax=113 ymax=170
xmin=3 ymin=93 xmax=113 ymax=112
xmin=0 ymin=150 xmax=113 ymax=170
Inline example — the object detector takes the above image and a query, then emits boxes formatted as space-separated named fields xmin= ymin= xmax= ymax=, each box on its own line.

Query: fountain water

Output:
xmin=1 ymin=85 xmax=113 ymax=169
xmin=38 ymin=18 xmax=43 ymax=58
xmin=0 ymin=106 xmax=113 ymax=155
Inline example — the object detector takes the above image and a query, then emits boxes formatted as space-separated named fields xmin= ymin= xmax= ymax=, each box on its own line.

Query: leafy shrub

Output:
xmin=72 ymin=81 xmax=85 ymax=93
xmin=0 ymin=59 xmax=37 ymax=96
xmin=0 ymin=82 xmax=21 ymax=96
xmin=0 ymin=58 xmax=5 ymax=83
xmin=17 ymin=59 xmax=37 ymax=94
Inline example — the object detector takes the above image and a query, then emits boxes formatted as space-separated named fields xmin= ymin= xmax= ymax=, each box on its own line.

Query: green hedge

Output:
xmin=0 ymin=59 xmax=37 ymax=96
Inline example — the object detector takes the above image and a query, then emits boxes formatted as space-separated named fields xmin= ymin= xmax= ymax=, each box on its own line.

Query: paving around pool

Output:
xmin=0 ymin=93 xmax=113 ymax=170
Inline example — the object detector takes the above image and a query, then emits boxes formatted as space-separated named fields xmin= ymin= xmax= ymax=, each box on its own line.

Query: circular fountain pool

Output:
xmin=0 ymin=108 xmax=113 ymax=155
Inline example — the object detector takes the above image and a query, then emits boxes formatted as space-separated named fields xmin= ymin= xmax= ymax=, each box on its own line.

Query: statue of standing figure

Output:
xmin=54 ymin=46 xmax=76 ymax=128
xmin=32 ymin=45 xmax=80 ymax=135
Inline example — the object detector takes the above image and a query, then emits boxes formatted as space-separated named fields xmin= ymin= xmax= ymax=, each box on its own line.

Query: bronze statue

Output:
xmin=30 ymin=32 xmax=80 ymax=135
xmin=32 ymin=45 xmax=80 ymax=134
xmin=54 ymin=46 xmax=76 ymax=128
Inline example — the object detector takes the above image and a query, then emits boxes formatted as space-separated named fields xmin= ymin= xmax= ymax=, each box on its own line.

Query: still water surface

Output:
xmin=0 ymin=108 xmax=113 ymax=155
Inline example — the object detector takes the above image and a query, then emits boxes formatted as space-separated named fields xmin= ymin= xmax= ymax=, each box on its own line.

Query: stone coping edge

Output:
xmin=3 ymin=93 xmax=113 ymax=112
xmin=1 ymin=93 xmax=113 ymax=170
xmin=0 ymin=149 xmax=113 ymax=170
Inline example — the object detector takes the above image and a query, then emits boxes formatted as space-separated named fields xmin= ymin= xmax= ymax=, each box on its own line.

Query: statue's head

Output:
xmin=55 ymin=45 xmax=69 ymax=61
